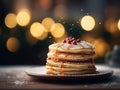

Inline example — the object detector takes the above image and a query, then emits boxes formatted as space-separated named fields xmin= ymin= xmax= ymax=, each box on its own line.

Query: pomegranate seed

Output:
xmin=67 ymin=40 xmax=72 ymax=44
xmin=63 ymin=37 xmax=81 ymax=44
xmin=71 ymin=38 xmax=75 ymax=41
xmin=63 ymin=40 xmax=66 ymax=43
xmin=76 ymin=39 xmax=80 ymax=42
xmin=72 ymin=40 xmax=77 ymax=45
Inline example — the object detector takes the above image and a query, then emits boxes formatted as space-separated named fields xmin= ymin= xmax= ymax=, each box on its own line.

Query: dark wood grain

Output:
xmin=0 ymin=65 xmax=120 ymax=89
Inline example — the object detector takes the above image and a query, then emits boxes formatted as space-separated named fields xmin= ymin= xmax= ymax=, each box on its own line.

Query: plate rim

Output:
xmin=25 ymin=66 xmax=113 ymax=78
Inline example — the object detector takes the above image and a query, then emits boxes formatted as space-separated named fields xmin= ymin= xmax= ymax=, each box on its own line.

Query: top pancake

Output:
xmin=49 ymin=41 xmax=95 ymax=53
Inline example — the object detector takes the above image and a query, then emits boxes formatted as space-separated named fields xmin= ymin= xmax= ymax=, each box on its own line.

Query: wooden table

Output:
xmin=0 ymin=65 xmax=120 ymax=90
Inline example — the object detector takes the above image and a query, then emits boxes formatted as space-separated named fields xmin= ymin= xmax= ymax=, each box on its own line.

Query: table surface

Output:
xmin=0 ymin=65 xmax=120 ymax=90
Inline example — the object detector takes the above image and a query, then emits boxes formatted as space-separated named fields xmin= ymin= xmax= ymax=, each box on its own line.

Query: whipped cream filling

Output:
xmin=49 ymin=41 xmax=95 ymax=50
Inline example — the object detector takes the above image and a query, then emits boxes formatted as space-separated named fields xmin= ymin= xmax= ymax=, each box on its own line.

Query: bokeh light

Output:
xmin=38 ymin=0 xmax=52 ymax=10
xmin=80 ymin=15 xmax=95 ymax=31
xmin=50 ymin=23 xmax=65 ymax=38
xmin=94 ymin=38 xmax=110 ymax=58
xmin=55 ymin=32 xmax=67 ymax=43
xmin=6 ymin=37 xmax=20 ymax=52
xmin=30 ymin=22 xmax=48 ymax=40
xmin=54 ymin=4 xmax=67 ymax=18
xmin=117 ymin=19 xmax=120 ymax=30
xmin=16 ymin=9 xmax=31 ymax=26
xmin=81 ymin=34 xmax=95 ymax=44
xmin=105 ymin=19 xmax=118 ymax=34
xmin=42 ymin=17 xmax=55 ymax=32
xmin=5 ymin=13 xmax=17 ymax=28
xmin=38 ymin=31 xmax=48 ymax=40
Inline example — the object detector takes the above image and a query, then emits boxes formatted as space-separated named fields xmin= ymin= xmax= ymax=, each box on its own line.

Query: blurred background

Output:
xmin=0 ymin=0 xmax=120 ymax=65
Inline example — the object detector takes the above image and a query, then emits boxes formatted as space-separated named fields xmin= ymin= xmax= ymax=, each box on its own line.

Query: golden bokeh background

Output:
xmin=6 ymin=37 xmax=20 ymax=52
xmin=0 ymin=0 xmax=120 ymax=64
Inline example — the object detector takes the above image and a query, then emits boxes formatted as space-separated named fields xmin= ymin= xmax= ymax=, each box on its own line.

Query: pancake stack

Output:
xmin=46 ymin=37 xmax=96 ymax=75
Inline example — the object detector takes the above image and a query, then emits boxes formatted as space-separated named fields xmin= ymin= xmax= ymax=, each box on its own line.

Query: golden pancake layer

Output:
xmin=46 ymin=38 xmax=96 ymax=75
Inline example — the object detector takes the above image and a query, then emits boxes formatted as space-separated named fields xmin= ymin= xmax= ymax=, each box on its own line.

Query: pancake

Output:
xmin=47 ymin=59 xmax=95 ymax=67
xmin=45 ymin=37 xmax=96 ymax=75
xmin=46 ymin=65 xmax=95 ymax=71
xmin=49 ymin=42 xmax=95 ymax=54
xmin=47 ymin=51 xmax=95 ymax=61
xmin=46 ymin=67 xmax=96 ymax=75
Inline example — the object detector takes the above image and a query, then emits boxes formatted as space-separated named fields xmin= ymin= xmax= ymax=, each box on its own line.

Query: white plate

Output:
xmin=26 ymin=66 xmax=113 ymax=81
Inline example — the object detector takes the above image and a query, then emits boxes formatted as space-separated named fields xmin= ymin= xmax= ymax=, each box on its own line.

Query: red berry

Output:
xmin=63 ymin=40 xmax=66 ymax=43
xmin=76 ymin=39 xmax=80 ymax=42
xmin=71 ymin=38 xmax=75 ymax=41
xmin=67 ymin=40 xmax=71 ymax=44
xmin=72 ymin=40 xmax=77 ymax=45
xmin=63 ymin=37 xmax=81 ymax=44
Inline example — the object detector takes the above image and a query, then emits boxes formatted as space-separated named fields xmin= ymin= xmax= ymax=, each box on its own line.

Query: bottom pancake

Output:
xmin=46 ymin=59 xmax=96 ymax=75
xmin=46 ymin=68 xmax=96 ymax=75
xmin=46 ymin=65 xmax=96 ymax=75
